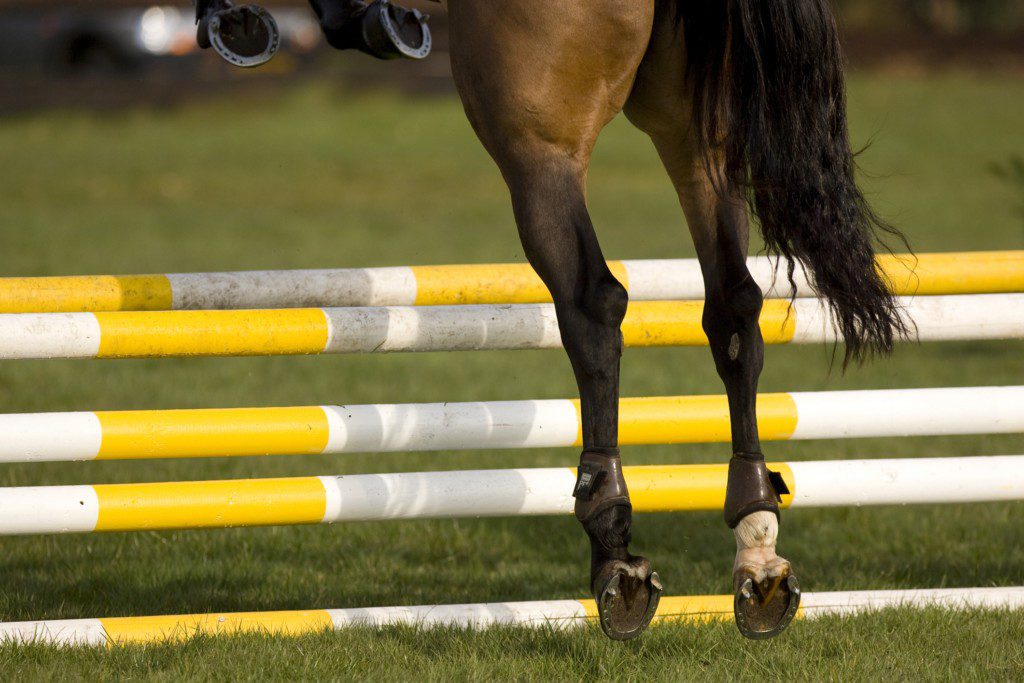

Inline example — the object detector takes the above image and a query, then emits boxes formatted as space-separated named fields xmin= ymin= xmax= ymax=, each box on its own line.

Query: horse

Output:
xmin=195 ymin=0 xmax=909 ymax=640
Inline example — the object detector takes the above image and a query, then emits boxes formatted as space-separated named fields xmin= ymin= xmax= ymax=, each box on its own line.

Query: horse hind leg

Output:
xmin=447 ymin=0 xmax=660 ymax=640
xmin=624 ymin=25 xmax=799 ymax=639
xmin=686 ymin=183 xmax=799 ymax=639
xmin=659 ymin=140 xmax=799 ymax=639
xmin=498 ymin=150 xmax=662 ymax=641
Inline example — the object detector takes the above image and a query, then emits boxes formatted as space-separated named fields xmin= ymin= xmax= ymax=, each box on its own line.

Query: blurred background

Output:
xmin=1 ymin=0 xmax=1024 ymax=112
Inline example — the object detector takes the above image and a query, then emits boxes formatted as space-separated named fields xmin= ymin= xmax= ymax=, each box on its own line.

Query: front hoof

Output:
xmin=733 ymin=570 xmax=800 ymax=640
xmin=207 ymin=5 xmax=280 ymax=67
xmin=594 ymin=560 xmax=663 ymax=641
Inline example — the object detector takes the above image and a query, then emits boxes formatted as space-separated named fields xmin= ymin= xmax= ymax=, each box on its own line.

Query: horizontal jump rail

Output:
xmin=1 ymin=251 xmax=1021 ymax=313
xmin=3 ymin=586 xmax=1022 ymax=646
xmin=0 ymin=294 xmax=1021 ymax=360
xmin=2 ymin=455 xmax=1021 ymax=535
xmin=4 ymin=385 xmax=1023 ymax=463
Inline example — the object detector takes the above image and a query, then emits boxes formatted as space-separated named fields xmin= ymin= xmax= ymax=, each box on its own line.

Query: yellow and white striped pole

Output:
xmin=0 ymin=294 xmax=1020 ymax=360
xmin=1 ymin=586 xmax=1021 ymax=646
xmin=0 ymin=251 xmax=1020 ymax=313
xmin=1 ymin=386 xmax=1022 ymax=463
xmin=0 ymin=455 xmax=1021 ymax=535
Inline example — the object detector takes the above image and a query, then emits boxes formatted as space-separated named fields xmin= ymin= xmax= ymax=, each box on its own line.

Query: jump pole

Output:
xmin=2 ymin=386 xmax=1023 ymax=463
xmin=0 ymin=293 xmax=1021 ymax=360
xmin=2 ymin=587 xmax=1022 ymax=646
xmin=1 ymin=251 xmax=1020 ymax=313
xmin=1 ymin=455 xmax=1021 ymax=536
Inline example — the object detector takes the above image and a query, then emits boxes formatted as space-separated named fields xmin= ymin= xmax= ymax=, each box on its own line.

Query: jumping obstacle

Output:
xmin=2 ymin=385 xmax=1022 ymax=463
xmin=1 ymin=455 xmax=1020 ymax=535
xmin=1 ymin=251 xmax=1021 ymax=313
xmin=3 ymin=252 xmax=1022 ymax=640
xmin=2 ymin=587 xmax=1021 ymax=646
xmin=0 ymin=293 xmax=1022 ymax=360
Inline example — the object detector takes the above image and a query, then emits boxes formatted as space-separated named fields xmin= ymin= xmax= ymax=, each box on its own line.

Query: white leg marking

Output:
xmin=733 ymin=511 xmax=789 ymax=584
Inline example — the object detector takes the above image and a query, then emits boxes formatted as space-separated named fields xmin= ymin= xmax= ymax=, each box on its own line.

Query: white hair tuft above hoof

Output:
xmin=734 ymin=510 xmax=778 ymax=550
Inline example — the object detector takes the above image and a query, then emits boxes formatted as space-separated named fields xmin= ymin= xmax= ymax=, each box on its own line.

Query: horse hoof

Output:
xmin=594 ymin=562 xmax=662 ymax=641
xmin=733 ymin=570 xmax=800 ymax=639
xmin=206 ymin=4 xmax=280 ymax=68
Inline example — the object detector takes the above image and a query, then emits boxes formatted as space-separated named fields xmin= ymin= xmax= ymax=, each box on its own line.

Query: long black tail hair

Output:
xmin=679 ymin=0 xmax=909 ymax=365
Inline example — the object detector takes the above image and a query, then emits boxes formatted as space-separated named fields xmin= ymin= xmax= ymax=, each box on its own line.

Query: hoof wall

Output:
xmin=596 ymin=568 xmax=662 ymax=641
xmin=734 ymin=572 xmax=800 ymax=640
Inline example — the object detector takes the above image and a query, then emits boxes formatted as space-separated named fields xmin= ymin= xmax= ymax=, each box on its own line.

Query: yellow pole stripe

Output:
xmin=621 ymin=300 xmax=706 ymax=346
xmin=878 ymin=251 xmax=1024 ymax=296
xmin=100 ymin=609 xmax=334 ymax=645
xmin=412 ymin=263 xmax=548 ymax=305
xmin=105 ymin=598 xmax=795 ymax=643
xmin=620 ymin=300 xmax=796 ymax=347
xmin=0 ymin=274 xmax=172 ymax=313
xmin=607 ymin=262 xmax=630 ymax=291
xmin=410 ymin=261 xmax=629 ymax=306
xmin=95 ymin=309 xmax=330 ymax=358
xmin=571 ymin=393 xmax=799 ymax=447
xmin=757 ymin=299 xmax=799 ymax=343
xmin=93 ymin=477 xmax=327 ymax=532
xmin=96 ymin=407 xmax=330 ymax=460
xmin=579 ymin=594 xmax=739 ymax=621
xmin=614 ymin=463 xmax=795 ymax=513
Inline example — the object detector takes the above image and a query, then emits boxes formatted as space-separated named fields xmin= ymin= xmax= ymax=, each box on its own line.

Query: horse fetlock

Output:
xmin=734 ymin=509 xmax=778 ymax=549
xmin=581 ymin=504 xmax=633 ymax=567
xmin=734 ymin=510 xmax=787 ymax=579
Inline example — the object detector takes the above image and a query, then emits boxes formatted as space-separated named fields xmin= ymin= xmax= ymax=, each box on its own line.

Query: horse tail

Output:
xmin=679 ymin=0 xmax=909 ymax=365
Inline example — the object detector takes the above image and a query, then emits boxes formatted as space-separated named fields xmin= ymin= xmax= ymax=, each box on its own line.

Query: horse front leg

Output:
xmin=192 ymin=0 xmax=431 ymax=66
xmin=306 ymin=0 xmax=431 ymax=60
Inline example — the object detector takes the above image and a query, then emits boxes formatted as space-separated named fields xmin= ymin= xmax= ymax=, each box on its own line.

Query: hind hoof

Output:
xmin=594 ymin=559 xmax=662 ymax=641
xmin=733 ymin=570 xmax=800 ymax=639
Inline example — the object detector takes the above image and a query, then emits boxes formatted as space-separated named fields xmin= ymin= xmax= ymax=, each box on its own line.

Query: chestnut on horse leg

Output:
xmin=447 ymin=0 xmax=663 ymax=640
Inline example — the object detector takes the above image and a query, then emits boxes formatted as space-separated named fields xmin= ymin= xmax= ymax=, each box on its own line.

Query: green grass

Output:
xmin=0 ymin=71 xmax=1022 ymax=679
xmin=5 ymin=610 xmax=1024 ymax=681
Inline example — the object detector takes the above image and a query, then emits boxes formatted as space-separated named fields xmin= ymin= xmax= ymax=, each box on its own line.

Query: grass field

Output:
xmin=0 ymin=69 xmax=1022 ymax=679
